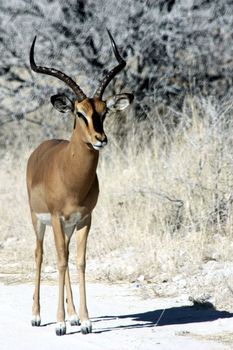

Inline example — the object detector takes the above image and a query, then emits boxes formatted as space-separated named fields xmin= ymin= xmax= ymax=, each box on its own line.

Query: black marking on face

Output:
xmin=90 ymin=99 xmax=104 ymax=133
xmin=73 ymin=116 xmax=76 ymax=129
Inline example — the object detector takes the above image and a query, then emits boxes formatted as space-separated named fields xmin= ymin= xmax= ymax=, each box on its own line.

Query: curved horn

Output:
xmin=94 ymin=29 xmax=126 ymax=100
xmin=30 ymin=36 xmax=86 ymax=102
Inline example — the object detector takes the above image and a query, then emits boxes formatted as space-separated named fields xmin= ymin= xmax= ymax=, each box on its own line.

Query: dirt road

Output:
xmin=0 ymin=283 xmax=232 ymax=349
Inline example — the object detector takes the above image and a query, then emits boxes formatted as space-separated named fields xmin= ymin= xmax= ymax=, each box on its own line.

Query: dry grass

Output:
xmin=178 ymin=330 xmax=233 ymax=347
xmin=1 ymin=95 xmax=233 ymax=309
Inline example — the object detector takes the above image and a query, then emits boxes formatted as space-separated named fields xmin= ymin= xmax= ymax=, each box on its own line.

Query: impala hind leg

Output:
xmin=64 ymin=225 xmax=79 ymax=326
xmin=76 ymin=217 xmax=92 ymax=334
xmin=65 ymin=267 xmax=80 ymax=326
xmin=31 ymin=212 xmax=45 ymax=327
xmin=52 ymin=215 xmax=70 ymax=336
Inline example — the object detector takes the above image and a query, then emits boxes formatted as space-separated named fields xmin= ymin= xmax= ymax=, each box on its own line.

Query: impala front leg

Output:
xmin=51 ymin=215 xmax=68 ymax=336
xmin=65 ymin=262 xmax=80 ymax=326
xmin=31 ymin=212 xmax=45 ymax=327
xmin=76 ymin=216 xmax=92 ymax=334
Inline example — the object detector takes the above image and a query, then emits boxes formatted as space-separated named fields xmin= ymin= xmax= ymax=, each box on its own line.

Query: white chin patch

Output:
xmin=92 ymin=144 xmax=103 ymax=151
xmin=92 ymin=141 xmax=104 ymax=150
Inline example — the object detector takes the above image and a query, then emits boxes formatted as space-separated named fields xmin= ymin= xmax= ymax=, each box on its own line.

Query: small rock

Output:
xmin=137 ymin=275 xmax=145 ymax=282
xmin=44 ymin=266 xmax=56 ymax=273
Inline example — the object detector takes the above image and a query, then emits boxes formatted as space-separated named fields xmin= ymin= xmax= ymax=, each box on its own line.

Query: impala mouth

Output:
xmin=92 ymin=141 xmax=107 ymax=151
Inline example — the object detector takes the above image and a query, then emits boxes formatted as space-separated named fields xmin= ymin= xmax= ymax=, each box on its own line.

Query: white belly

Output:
xmin=36 ymin=213 xmax=52 ymax=226
xmin=36 ymin=212 xmax=83 ymax=233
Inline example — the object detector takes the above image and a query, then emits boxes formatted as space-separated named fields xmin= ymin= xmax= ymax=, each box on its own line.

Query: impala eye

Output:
xmin=77 ymin=112 xmax=88 ymax=126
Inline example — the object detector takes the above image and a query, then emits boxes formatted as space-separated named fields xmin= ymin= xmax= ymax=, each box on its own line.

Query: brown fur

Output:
xmin=27 ymin=92 xmax=133 ymax=335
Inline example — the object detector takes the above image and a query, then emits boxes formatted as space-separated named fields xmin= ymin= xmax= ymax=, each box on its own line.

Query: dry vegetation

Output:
xmin=1 ymin=94 xmax=233 ymax=310
xmin=1 ymin=0 xmax=233 ymax=312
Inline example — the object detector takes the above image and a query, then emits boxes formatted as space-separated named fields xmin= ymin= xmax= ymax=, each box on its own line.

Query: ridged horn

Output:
xmin=94 ymin=29 xmax=126 ymax=100
xmin=30 ymin=36 xmax=86 ymax=102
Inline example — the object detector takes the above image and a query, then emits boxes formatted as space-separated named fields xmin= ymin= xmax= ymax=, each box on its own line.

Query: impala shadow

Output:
xmin=92 ymin=304 xmax=233 ymax=333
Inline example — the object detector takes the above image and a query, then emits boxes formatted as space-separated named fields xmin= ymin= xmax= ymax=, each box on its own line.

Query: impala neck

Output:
xmin=65 ymin=124 xmax=99 ymax=193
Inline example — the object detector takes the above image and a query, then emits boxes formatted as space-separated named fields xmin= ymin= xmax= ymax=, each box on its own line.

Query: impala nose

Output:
xmin=92 ymin=135 xmax=108 ymax=150
xmin=95 ymin=135 xmax=108 ymax=145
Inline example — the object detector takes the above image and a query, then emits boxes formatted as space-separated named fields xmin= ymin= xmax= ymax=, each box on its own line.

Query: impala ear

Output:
xmin=50 ymin=94 xmax=74 ymax=113
xmin=106 ymin=93 xmax=134 ymax=112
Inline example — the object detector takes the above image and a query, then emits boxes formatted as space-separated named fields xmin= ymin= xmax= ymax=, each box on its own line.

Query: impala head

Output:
xmin=30 ymin=30 xmax=134 ymax=151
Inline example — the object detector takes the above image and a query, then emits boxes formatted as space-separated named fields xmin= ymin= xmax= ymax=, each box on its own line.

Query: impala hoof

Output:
xmin=69 ymin=314 xmax=80 ymax=326
xmin=55 ymin=322 xmax=66 ymax=336
xmin=81 ymin=320 xmax=92 ymax=334
xmin=31 ymin=315 xmax=41 ymax=327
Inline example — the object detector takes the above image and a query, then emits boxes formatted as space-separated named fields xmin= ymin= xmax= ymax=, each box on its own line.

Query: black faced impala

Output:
xmin=26 ymin=30 xmax=133 ymax=336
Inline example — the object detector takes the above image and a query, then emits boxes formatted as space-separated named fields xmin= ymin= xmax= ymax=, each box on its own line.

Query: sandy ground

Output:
xmin=0 ymin=283 xmax=233 ymax=350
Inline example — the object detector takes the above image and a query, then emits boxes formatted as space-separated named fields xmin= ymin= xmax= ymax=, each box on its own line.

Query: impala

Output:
xmin=26 ymin=30 xmax=133 ymax=336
